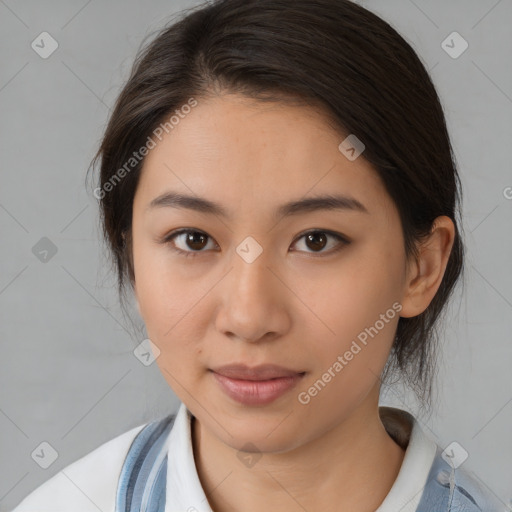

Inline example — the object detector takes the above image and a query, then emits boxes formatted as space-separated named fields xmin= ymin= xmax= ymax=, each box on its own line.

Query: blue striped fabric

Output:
xmin=115 ymin=414 xmax=176 ymax=512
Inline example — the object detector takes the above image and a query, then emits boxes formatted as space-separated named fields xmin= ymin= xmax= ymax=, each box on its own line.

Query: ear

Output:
xmin=400 ymin=216 xmax=456 ymax=318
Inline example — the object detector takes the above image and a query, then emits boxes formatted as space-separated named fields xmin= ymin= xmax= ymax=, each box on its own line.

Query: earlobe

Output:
xmin=399 ymin=216 xmax=455 ymax=318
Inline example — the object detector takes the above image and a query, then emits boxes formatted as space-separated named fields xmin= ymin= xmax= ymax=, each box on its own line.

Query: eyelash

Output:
xmin=160 ymin=228 xmax=350 ymax=259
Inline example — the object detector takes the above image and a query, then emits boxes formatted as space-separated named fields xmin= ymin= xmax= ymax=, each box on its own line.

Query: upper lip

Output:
xmin=211 ymin=364 xmax=305 ymax=381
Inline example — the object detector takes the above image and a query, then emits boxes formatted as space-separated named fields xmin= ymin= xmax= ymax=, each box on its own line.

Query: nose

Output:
xmin=214 ymin=245 xmax=291 ymax=343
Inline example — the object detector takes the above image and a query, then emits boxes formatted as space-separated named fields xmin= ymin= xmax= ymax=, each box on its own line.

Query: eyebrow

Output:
xmin=146 ymin=191 xmax=369 ymax=219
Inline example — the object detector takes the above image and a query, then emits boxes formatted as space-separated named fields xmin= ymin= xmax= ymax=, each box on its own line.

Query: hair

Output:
xmin=87 ymin=0 xmax=465 ymax=416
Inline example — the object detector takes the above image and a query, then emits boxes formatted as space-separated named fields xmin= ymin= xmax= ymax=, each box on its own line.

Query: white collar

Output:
xmin=165 ymin=402 xmax=212 ymax=512
xmin=376 ymin=407 xmax=438 ymax=511
xmin=165 ymin=402 xmax=437 ymax=512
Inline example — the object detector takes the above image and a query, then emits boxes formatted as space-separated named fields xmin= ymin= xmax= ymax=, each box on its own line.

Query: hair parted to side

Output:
xmin=87 ymin=0 xmax=465 ymax=415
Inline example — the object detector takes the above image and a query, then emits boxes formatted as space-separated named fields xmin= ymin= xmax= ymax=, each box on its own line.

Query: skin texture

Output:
xmin=131 ymin=93 xmax=455 ymax=512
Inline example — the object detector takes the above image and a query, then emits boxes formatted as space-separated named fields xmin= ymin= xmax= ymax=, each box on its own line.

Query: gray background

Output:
xmin=1 ymin=0 xmax=511 ymax=510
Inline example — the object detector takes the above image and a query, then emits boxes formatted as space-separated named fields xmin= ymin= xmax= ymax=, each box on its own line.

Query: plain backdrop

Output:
xmin=1 ymin=0 xmax=511 ymax=510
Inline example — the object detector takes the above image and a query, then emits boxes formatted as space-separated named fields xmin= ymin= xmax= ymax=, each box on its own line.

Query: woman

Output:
xmin=12 ymin=0 xmax=507 ymax=510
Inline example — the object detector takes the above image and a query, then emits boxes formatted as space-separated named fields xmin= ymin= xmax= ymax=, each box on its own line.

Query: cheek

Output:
xmin=133 ymin=240 xmax=181 ymax=325
xmin=294 ymin=245 xmax=403 ymax=403
xmin=133 ymin=247 xmax=209 ymax=379
xmin=296 ymin=286 xmax=399 ymax=420
xmin=138 ymin=281 xmax=206 ymax=396
xmin=300 ymin=246 xmax=404 ymax=344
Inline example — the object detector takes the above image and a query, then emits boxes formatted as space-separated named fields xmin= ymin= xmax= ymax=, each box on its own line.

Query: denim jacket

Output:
xmin=415 ymin=445 xmax=506 ymax=511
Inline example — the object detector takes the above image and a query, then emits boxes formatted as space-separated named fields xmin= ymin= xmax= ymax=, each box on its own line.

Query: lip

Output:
xmin=210 ymin=364 xmax=305 ymax=406
xmin=211 ymin=363 xmax=304 ymax=380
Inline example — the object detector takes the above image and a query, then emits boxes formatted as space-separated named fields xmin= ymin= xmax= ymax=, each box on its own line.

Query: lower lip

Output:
xmin=211 ymin=371 xmax=305 ymax=406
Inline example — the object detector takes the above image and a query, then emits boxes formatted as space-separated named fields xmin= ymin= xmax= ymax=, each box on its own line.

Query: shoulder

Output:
xmin=417 ymin=447 xmax=508 ymax=511
xmin=11 ymin=422 xmax=149 ymax=512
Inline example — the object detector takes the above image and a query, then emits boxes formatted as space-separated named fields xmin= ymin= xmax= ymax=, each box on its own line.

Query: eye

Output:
xmin=162 ymin=229 xmax=217 ymax=258
xmin=160 ymin=228 xmax=350 ymax=258
xmin=291 ymin=229 xmax=350 ymax=256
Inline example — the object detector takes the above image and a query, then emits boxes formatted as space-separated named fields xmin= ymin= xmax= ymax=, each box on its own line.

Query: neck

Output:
xmin=191 ymin=390 xmax=407 ymax=512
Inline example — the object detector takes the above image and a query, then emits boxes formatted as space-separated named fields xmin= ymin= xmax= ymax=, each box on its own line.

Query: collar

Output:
xmin=164 ymin=403 xmax=437 ymax=512
xmin=165 ymin=402 xmax=212 ymax=512
xmin=376 ymin=407 xmax=437 ymax=511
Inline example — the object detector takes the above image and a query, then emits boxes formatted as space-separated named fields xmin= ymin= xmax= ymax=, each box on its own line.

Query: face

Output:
xmin=131 ymin=93 xmax=411 ymax=453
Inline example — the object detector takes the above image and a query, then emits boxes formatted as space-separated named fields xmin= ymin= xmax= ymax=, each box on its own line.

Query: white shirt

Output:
xmin=12 ymin=403 xmax=437 ymax=512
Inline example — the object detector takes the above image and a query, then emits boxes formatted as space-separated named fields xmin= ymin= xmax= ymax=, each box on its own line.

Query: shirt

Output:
xmin=11 ymin=402 xmax=505 ymax=511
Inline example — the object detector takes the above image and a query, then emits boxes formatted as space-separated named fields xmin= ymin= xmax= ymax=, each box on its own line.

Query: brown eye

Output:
xmin=305 ymin=232 xmax=328 ymax=251
xmin=291 ymin=230 xmax=350 ymax=255
xmin=163 ymin=229 xmax=216 ymax=258
xmin=182 ymin=231 xmax=208 ymax=250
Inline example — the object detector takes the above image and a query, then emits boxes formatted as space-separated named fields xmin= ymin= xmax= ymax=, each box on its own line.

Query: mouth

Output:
xmin=209 ymin=364 xmax=306 ymax=406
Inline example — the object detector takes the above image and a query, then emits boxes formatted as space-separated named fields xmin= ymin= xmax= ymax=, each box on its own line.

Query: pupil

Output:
xmin=307 ymin=232 xmax=327 ymax=251
xmin=187 ymin=232 xmax=206 ymax=250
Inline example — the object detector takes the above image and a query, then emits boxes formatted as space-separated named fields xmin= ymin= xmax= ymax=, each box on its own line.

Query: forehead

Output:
xmin=134 ymin=93 xmax=389 ymax=216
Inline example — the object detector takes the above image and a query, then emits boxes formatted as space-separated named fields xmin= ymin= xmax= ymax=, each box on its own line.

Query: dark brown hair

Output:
xmin=87 ymin=0 xmax=465 ymax=415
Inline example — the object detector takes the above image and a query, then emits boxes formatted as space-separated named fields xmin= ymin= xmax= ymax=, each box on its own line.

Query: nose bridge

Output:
xmin=229 ymin=236 xmax=278 ymax=303
xmin=215 ymin=236 xmax=288 ymax=341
